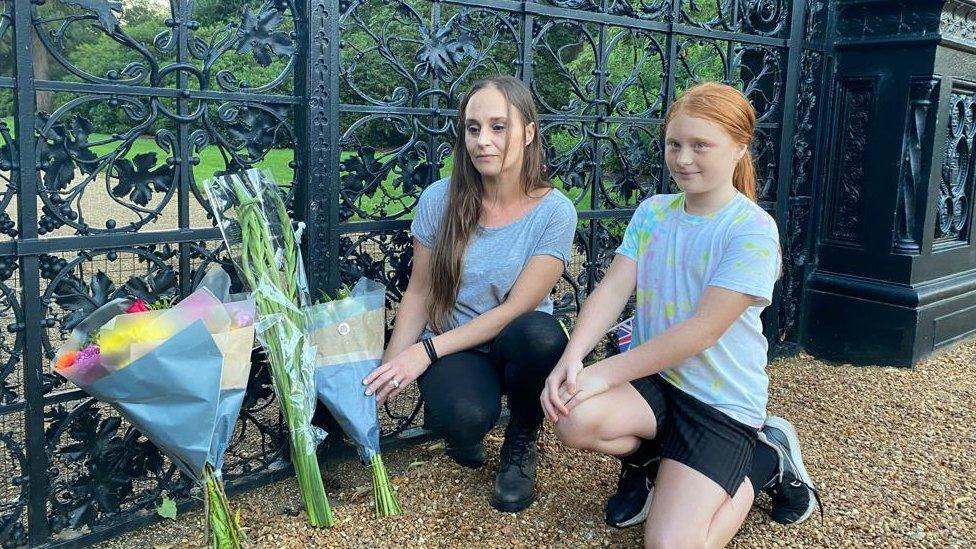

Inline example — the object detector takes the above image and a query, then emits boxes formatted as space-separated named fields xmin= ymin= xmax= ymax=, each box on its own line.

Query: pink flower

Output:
xmin=73 ymin=344 xmax=101 ymax=370
xmin=127 ymin=299 xmax=150 ymax=313
xmin=234 ymin=312 xmax=254 ymax=328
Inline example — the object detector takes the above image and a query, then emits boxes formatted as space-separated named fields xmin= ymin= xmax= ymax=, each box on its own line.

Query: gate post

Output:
xmin=10 ymin=0 xmax=50 ymax=543
xmin=294 ymin=0 xmax=339 ymax=296
xmin=803 ymin=0 xmax=976 ymax=365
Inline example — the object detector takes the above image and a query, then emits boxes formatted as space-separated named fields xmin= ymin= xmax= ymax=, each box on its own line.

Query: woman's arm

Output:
xmin=562 ymin=255 xmax=637 ymax=362
xmin=365 ymin=253 xmax=565 ymax=403
xmin=382 ymin=238 xmax=433 ymax=363
xmin=428 ymin=254 xmax=564 ymax=356
xmin=564 ymin=285 xmax=754 ymax=410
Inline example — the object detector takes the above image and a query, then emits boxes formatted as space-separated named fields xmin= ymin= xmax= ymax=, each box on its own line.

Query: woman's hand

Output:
xmin=541 ymin=354 xmax=584 ymax=422
xmin=363 ymin=343 xmax=431 ymax=405
xmin=562 ymin=364 xmax=611 ymax=412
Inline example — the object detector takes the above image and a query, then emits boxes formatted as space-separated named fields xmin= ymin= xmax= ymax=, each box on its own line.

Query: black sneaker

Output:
xmin=758 ymin=416 xmax=823 ymax=525
xmin=446 ymin=441 xmax=487 ymax=469
xmin=604 ymin=457 xmax=659 ymax=528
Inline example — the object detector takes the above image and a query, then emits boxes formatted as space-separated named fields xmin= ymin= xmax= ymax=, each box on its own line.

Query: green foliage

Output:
xmin=0 ymin=95 xmax=12 ymax=120
xmin=156 ymin=496 xmax=177 ymax=520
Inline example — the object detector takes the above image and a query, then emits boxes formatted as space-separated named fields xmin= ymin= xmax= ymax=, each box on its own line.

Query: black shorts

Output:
xmin=630 ymin=374 xmax=758 ymax=497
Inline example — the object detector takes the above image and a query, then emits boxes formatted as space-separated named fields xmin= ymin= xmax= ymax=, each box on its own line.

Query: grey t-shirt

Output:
xmin=411 ymin=178 xmax=577 ymax=335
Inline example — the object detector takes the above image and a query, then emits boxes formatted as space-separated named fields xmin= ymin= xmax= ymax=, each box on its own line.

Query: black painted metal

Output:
xmin=0 ymin=0 xmax=832 ymax=545
xmin=802 ymin=0 xmax=976 ymax=365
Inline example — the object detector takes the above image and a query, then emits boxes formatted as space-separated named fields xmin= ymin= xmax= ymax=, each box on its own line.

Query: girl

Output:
xmin=542 ymin=82 xmax=819 ymax=547
xmin=363 ymin=75 xmax=577 ymax=513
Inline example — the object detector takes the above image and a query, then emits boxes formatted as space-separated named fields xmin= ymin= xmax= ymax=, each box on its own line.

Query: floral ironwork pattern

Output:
xmin=936 ymin=90 xmax=976 ymax=244
xmin=2 ymin=0 xmax=813 ymax=545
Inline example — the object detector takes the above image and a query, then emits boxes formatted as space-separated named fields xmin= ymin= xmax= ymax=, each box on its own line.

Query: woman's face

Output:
xmin=463 ymin=86 xmax=536 ymax=180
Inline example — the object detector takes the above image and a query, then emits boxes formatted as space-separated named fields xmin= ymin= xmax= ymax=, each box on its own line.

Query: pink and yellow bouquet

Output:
xmin=52 ymin=267 xmax=256 ymax=548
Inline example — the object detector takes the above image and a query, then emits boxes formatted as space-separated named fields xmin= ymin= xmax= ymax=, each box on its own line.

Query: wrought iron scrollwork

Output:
xmin=0 ymin=428 xmax=28 ymax=548
xmin=531 ymin=19 xmax=600 ymax=116
xmin=0 ymin=120 xmax=17 ymax=240
xmin=0 ymin=280 xmax=22 ymax=405
xmin=4 ymin=0 xmax=810 ymax=544
xmin=681 ymin=0 xmax=789 ymax=38
xmin=936 ymin=90 xmax=976 ymax=244
xmin=603 ymin=28 xmax=667 ymax=120
xmin=44 ymin=399 xmax=188 ymax=534
xmin=597 ymin=123 xmax=663 ymax=207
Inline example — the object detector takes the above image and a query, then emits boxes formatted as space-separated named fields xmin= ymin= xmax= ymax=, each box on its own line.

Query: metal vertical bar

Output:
xmin=294 ymin=0 xmax=336 ymax=295
xmin=325 ymin=0 xmax=341 ymax=294
xmin=177 ymin=0 xmax=192 ymax=297
xmin=520 ymin=5 xmax=533 ymax=84
xmin=587 ymin=22 xmax=608 ymax=294
xmin=805 ymin=0 xmax=838 ymax=258
xmin=293 ymin=0 xmax=312 ymax=285
xmin=661 ymin=0 xmax=681 ymax=195
xmin=428 ymin=1 xmax=441 ymax=220
xmin=767 ymin=0 xmax=809 ymax=344
xmin=11 ymin=0 xmax=49 ymax=544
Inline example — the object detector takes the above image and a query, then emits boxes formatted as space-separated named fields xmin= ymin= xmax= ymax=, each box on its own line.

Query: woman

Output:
xmin=363 ymin=75 xmax=577 ymax=512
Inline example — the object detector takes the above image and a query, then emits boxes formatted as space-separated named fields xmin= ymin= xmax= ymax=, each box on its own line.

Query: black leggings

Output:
xmin=417 ymin=311 xmax=567 ymax=448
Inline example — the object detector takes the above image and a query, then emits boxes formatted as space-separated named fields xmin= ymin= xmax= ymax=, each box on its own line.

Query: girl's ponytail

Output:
xmin=733 ymin=149 xmax=757 ymax=201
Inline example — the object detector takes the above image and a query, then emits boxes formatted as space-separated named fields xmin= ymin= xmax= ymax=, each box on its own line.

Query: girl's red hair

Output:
xmin=664 ymin=82 xmax=758 ymax=200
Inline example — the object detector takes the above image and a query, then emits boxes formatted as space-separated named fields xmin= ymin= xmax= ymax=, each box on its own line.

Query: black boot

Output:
xmin=491 ymin=420 xmax=540 ymax=512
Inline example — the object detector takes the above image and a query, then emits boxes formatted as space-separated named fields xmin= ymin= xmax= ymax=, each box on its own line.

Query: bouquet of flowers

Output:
xmin=52 ymin=266 xmax=255 ymax=548
xmin=203 ymin=169 xmax=333 ymax=527
xmin=307 ymin=278 xmax=401 ymax=517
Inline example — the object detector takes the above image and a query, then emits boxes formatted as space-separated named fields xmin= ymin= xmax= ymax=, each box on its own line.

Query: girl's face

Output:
xmin=664 ymin=112 xmax=746 ymax=198
xmin=463 ymin=86 xmax=536 ymax=180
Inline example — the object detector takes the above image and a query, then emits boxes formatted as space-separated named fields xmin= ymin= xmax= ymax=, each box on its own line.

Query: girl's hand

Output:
xmin=541 ymin=354 xmax=584 ymax=422
xmin=563 ymin=366 xmax=611 ymax=411
xmin=363 ymin=343 xmax=430 ymax=405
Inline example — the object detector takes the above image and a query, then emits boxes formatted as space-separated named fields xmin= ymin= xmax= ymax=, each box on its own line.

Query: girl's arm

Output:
xmin=541 ymin=254 xmax=636 ymax=420
xmin=564 ymin=285 xmax=754 ymax=410
xmin=562 ymin=255 xmax=637 ymax=362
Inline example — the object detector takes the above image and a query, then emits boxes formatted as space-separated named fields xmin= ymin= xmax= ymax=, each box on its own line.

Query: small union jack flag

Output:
xmin=615 ymin=317 xmax=634 ymax=352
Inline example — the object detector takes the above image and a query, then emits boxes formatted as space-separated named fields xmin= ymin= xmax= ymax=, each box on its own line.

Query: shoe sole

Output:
xmin=608 ymin=487 xmax=654 ymax=528
xmin=491 ymin=493 xmax=535 ymax=513
xmin=764 ymin=416 xmax=817 ymax=524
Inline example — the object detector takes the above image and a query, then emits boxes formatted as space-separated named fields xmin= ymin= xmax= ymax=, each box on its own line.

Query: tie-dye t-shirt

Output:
xmin=616 ymin=192 xmax=780 ymax=428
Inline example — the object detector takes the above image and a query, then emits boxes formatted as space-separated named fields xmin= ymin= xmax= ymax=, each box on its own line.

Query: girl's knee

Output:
xmin=644 ymin=527 xmax=705 ymax=549
xmin=552 ymin=407 xmax=601 ymax=450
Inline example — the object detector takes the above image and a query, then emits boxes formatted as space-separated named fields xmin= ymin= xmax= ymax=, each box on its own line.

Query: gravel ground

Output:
xmin=98 ymin=342 xmax=976 ymax=548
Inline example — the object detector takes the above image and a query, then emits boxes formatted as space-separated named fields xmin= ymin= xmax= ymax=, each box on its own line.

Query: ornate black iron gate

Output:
xmin=0 ymin=0 xmax=826 ymax=545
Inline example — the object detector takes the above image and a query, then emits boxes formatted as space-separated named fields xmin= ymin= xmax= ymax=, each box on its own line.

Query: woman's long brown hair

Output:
xmin=427 ymin=75 xmax=550 ymax=332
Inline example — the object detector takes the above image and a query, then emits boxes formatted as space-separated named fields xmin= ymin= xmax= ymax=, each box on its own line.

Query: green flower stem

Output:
xmin=205 ymin=467 xmax=245 ymax=549
xmin=370 ymin=454 xmax=401 ymax=518
xmin=229 ymin=178 xmax=334 ymax=527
